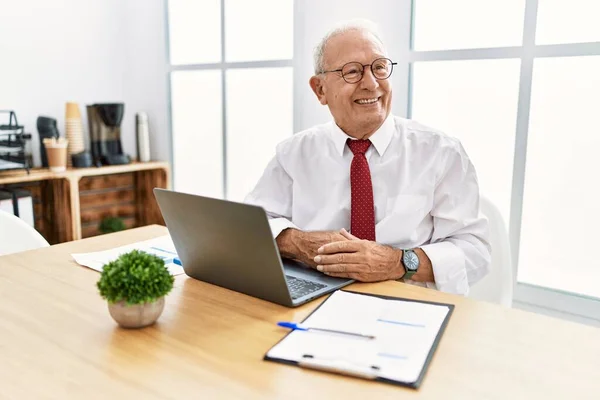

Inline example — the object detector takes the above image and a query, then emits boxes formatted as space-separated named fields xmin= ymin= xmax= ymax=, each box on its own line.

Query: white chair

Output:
xmin=0 ymin=210 xmax=50 ymax=256
xmin=468 ymin=196 xmax=514 ymax=307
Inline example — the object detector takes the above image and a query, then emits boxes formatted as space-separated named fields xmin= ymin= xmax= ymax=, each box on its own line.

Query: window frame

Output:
xmin=165 ymin=0 xmax=294 ymax=199
xmin=407 ymin=0 xmax=600 ymax=320
xmin=165 ymin=0 xmax=600 ymax=321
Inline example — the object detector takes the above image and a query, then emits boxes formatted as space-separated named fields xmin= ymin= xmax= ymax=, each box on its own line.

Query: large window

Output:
xmin=409 ymin=0 xmax=600 ymax=311
xmin=519 ymin=55 xmax=600 ymax=298
xmin=167 ymin=0 xmax=293 ymax=201
xmin=411 ymin=58 xmax=521 ymax=224
xmin=167 ymin=0 xmax=600 ymax=319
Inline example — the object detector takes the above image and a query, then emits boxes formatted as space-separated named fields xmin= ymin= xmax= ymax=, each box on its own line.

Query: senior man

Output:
xmin=245 ymin=21 xmax=490 ymax=295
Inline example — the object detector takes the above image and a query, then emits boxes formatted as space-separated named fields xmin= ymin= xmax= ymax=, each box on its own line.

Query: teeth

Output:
xmin=356 ymin=98 xmax=378 ymax=104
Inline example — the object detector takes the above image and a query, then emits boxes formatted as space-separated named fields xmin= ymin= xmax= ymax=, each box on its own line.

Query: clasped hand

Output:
xmin=313 ymin=229 xmax=404 ymax=282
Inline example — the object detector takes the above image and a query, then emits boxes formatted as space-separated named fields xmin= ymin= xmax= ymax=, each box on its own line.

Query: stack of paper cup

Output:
xmin=65 ymin=102 xmax=85 ymax=167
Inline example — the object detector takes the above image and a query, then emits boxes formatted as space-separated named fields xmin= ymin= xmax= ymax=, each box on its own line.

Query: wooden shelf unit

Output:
xmin=0 ymin=162 xmax=170 ymax=244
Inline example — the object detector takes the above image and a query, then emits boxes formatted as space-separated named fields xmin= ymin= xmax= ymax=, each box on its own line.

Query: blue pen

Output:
xmin=277 ymin=321 xmax=375 ymax=340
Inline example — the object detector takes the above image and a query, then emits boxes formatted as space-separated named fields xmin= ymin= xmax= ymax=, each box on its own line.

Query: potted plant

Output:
xmin=97 ymin=250 xmax=174 ymax=328
xmin=99 ymin=216 xmax=126 ymax=234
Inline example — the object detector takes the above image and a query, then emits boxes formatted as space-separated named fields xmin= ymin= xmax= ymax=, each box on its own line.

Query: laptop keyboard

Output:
xmin=285 ymin=275 xmax=327 ymax=300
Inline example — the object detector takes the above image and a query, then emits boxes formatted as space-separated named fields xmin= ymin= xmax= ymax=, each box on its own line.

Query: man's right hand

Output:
xmin=276 ymin=229 xmax=348 ymax=268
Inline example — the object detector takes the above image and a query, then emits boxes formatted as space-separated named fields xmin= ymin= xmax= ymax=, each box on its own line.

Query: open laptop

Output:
xmin=153 ymin=189 xmax=354 ymax=307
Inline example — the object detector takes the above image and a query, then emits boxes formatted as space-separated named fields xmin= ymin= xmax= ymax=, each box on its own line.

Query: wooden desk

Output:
xmin=1 ymin=226 xmax=599 ymax=399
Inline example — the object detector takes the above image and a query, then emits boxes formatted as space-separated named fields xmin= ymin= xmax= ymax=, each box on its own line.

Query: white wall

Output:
xmin=0 ymin=0 xmax=170 ymax=166
xmin=293 ymin=0 xmax=412 ymax=132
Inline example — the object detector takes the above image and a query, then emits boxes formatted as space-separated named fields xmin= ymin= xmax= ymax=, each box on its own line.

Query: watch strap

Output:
xmin=403 ymin=269 xmax=417 ymax=280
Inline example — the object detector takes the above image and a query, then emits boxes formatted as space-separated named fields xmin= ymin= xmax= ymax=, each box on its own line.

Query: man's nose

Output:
xmin=359 ymin=67 xmax=379 ymax=90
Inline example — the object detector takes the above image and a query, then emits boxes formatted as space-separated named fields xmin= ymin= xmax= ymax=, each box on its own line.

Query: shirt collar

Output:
xmin=330 ymin=115 xmax=394 ymax=157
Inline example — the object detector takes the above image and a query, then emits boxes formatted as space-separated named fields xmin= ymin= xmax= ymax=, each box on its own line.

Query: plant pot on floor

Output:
xmin=99 ymin=216 xmax=126 ymax=234
xmin=97 ymin=250 xmax=174 ymax=329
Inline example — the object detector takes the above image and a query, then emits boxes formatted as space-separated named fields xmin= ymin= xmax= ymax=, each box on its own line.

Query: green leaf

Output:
xmin=97 ymin=250 xmax=175 ymax=305
xmin=98 ymin=217 xmax=126 ymax=234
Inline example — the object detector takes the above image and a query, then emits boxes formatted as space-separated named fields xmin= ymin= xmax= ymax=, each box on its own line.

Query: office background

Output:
xmin=1 ymin=0 xmax=599 ymax=325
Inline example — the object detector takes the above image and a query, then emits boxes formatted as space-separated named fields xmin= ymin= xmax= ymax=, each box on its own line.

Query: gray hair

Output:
xmin=313 ymin=19 xmax=386 ymax=75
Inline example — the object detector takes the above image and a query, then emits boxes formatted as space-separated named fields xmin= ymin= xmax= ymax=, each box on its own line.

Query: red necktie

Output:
xmin=347 ymin=139 xmax=376 ymax=241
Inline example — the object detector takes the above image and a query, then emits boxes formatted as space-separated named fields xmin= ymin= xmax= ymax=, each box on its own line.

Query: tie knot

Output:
xmin=347 ymin=139 xmax=371 ymax=155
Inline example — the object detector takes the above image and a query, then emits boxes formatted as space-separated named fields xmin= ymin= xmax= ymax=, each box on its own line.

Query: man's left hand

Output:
xmin=313 ymin=229 xmax=405 ymax=282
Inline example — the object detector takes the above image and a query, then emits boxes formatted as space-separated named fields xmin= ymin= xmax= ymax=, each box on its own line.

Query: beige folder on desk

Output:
xmin=265 ymin=290 xmax=454 ymax=388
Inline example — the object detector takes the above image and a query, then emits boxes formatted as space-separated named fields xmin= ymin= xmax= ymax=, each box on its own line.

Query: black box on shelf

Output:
xmin=0 ymin=110 xmax=31 ymax=173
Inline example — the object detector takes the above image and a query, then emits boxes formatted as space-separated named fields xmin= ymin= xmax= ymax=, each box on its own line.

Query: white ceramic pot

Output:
xmin=107 ymin=297 xmax=165 ymax=329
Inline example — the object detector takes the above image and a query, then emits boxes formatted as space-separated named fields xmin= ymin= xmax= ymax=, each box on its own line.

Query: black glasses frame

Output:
xmin=319 ymin=57 xmax=398 ymax=84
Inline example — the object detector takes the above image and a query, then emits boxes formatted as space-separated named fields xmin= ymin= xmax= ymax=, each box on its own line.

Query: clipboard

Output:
xmin=264 ymin=290 xmax=454 ymax=389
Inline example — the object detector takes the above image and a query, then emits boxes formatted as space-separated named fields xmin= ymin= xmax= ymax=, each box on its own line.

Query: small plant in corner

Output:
xmin=98 ymin=216 xmax=126 ymax=234
xmin=97 ymin=250 xmax=174 ymax=328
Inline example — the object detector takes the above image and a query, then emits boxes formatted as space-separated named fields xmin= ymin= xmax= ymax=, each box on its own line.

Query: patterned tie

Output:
xmin=347 ymin=139 xmax=376 ymax=241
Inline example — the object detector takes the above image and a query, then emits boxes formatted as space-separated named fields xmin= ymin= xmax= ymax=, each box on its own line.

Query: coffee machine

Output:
xmin=86 ymin=103 xmax=130 ymax=166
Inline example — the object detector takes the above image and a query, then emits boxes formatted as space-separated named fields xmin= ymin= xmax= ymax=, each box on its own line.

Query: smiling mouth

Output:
xmin=354 ymin=97 xmax=381 ymax=105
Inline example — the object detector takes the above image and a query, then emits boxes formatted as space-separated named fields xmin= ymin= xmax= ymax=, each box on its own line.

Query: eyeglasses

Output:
xmin=319 ymin=57 xmax=397 ymax=84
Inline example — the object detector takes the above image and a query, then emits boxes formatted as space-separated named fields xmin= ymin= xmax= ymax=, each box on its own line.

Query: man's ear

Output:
xmin=309 ymin=76 xmax=327 ymax=105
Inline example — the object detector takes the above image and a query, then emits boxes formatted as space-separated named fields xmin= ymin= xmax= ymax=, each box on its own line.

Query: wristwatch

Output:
xmin=401 ymin=249 xmax=420 ymax=280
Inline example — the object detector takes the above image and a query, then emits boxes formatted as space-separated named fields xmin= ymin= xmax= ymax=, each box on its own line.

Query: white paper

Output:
xmin=71 ymin=235 xmax=185 ymax=276
xmin=267 ymin=290 xmax=450 ymax=384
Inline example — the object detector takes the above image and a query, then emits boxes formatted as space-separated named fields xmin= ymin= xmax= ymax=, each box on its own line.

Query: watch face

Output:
xmin=404 ymin=251 xmax=419 ymax=271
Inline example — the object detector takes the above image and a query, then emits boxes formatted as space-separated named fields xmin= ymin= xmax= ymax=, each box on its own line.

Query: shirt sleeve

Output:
xmin=419 ymin=141 xmax=492 ymax=295
xmin=244 ymin=150 xmax=298 ymax=238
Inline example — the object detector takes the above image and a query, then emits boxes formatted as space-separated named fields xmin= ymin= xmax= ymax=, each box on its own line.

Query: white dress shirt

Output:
xmin=245 ymin=115 xmax=491 ymax=295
